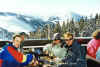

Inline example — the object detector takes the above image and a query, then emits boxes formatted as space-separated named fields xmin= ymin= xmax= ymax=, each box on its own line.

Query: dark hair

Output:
xmin=19 ymin=32 xmax=26 ymax=35
xmin=13 ymin=35 xmax=21 ymax=40
xmin=96 ymin=32 xmax=100 ymax=39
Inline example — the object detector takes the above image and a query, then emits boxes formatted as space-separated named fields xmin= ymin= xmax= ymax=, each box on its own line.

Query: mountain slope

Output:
xmin=0 ymin=12 xmax=54 ymax=33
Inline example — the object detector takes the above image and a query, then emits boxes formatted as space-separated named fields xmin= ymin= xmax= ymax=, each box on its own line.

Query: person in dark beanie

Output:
xmin=43 ymin=33 xmax=66 ymax=59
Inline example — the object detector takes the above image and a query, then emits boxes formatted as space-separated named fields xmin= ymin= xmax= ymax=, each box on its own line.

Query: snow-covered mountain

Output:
xmin=0 ymin=12 xmax=33 ymax=33
xmin=65 ymin=12 xmax=84 ymax=21
xmin=0 ymin=11 xmax=87 ymax=33
xmin=56 ymin=11 xmax=87 ymax=22
xmin=0 ymin=12 xmax=54 ymax=33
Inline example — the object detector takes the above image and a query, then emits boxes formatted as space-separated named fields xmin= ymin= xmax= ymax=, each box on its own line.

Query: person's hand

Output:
xmin=29 ymin=59 xmax=39 ymax=67
xmin=44 ymin=50 xmax=49 ymax=55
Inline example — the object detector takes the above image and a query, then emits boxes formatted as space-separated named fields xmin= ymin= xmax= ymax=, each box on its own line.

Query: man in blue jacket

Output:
xmin=0 ymin=34 xmax=33 ymax=67
xmin=58 ymin=32 xmax=87 ymax=67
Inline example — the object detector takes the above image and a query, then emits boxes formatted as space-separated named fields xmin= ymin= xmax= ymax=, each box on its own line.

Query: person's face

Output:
xmin=53 ymin=40 xmax=60 ymax=45
xmin=65 ymin=36 xmax=73 ymax=46
xmin=21 ymin=35 xmax=25 ymax=41
xmin=13 ymin=37 xmax=22 ymax=48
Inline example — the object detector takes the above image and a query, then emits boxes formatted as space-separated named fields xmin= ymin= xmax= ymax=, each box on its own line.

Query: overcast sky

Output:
xmin=0 ymin=0 xmax=100 ymax=17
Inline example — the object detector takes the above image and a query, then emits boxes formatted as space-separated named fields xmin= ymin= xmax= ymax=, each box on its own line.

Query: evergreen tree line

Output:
xmin=29 ymin=13 xmax=100 ymax=39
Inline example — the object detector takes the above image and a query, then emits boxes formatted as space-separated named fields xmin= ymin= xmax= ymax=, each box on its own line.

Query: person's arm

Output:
xmin=7 ymin=46 xmax=33 ymax=66
xmin=76 ymin=46 xmax=87 ymax=67
xmin=71 ymin=42 xmax=87 ymax=67
xmin=96 ymin=47 xmax=100 ymax=61
xmin=0 ymin=55 xmax=3 ymax=67
xmin=43 ymin=44 xmax=51 ymax=55
xmin=0 ymin=59 xmax=3 ymax=67
xmin=86 ymin=54 xmax=100 ymax=63
xmin=0 ymin=48 xmax=4 ymax=67
xmin=87 ymin=40 xmax=96 ymax=58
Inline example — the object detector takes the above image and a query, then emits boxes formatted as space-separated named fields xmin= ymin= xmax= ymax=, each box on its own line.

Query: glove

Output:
xmin=27 ymin=54 xmax=33 ymax=62
xmin=22 ymin=54 xmax=33 ymax=66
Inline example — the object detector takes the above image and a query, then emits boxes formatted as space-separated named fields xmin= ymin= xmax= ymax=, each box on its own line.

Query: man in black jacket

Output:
xmin=58 ymin=32 xmax=87 ymax=67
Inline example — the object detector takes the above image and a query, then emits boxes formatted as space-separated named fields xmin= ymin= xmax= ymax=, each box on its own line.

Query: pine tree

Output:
xmin=61 ymin=21 xmax=67 ymax=34
xmin=95 ymin=13 xmax=99 ymax=20
xmin=53 ymin=22 xmax=62 ymax=33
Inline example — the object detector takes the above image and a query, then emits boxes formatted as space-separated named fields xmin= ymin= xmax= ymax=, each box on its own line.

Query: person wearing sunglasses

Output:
xmin=58 ymin=32 xmax=87 ymax=67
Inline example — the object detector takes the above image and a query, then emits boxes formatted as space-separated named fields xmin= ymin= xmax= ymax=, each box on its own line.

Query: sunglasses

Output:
xmin=65 ymin=38 xmax=73 ymax=41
